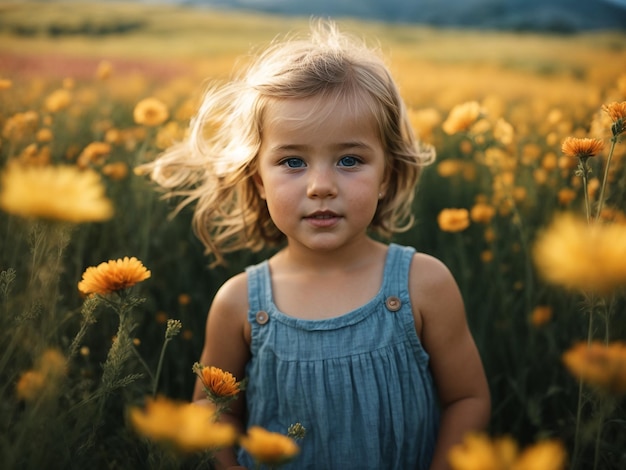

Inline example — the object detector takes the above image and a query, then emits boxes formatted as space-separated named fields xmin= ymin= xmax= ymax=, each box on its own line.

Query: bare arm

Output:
xmin=192 ymin=272 xmax=251 ymax=470
xmin=410 ymin=253 xmax=491 ymax=470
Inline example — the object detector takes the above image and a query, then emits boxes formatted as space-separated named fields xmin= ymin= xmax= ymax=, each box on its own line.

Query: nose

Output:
xmin=306 ymin=166 xmax=337 ymax=199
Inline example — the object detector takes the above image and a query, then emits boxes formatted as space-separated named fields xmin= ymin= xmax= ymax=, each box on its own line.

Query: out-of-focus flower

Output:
xmin=128 ymin=396 xmax=238 ymax=453
xmin=134 ymin=97 xmax=169 ymax=126
xmin=438 ymin=208 xmax=470 ymax=232
xmin=2 ymin=111 xmax=39 ymax=141
xmin=15 ymin=370 xmax=46 ymax=402
xmin=561 ymin=137 xmax=604 ymax=159
xmin=493 ymin=118 xmax=514 ymax=146
xmin=470 ymin=203 xmax=496 ymax=224
xmin=194 ymin=363 xmax=242 ymax=401
xmin=530 ymin=306 xmax=553 ymax=327
xmin=78 ymin=141 xmax=111 ymax=168
xmin=448 ymin=432 xmax=517 ymax=470
xmin=448 ymin=433 xmax=566 ymax=470
xmin=101 ymin=162 xmax=129 ymax=180
xmin=512 ymin=439 xmax=567 ymax=470
xmin=442 ymin=101 xmax=483 ymax=135
xmin=15 ymin=348 xmax=67 ymax=402
xmin=78 ymin=257 xmax=151 ymax=296
xmin=96 ymin=60 xmax=113 ymax=80
xmin=532 ymin=213 xmax=626 ymax=295
xmin=0 ymin=162 xmax=114 ymax=222
xmin=178 ymin=293 xmax=192 ymax=306
xmin=557 ymin=188 xmax=577 ymax=206
xmin=36 ymin=128 xmax=53 ymax=143
xmin=0 ymin=78 xmax=12 ymax=90
xmin=408 ymin=107 xmax=442 ymax=141
xmin=602 ymin=101 xmax=626 ymax=137
xmin=437 ymin=159 xmax=465 ymax=178
xmin=44 ymin=88 xmax=72 ymax=113
xmin=239 ymin=426 xmax=300 ymax=466
xmin=562 ymin=341 xmax=626 ymax=395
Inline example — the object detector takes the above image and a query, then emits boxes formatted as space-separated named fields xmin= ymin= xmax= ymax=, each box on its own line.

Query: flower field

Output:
xmin=1 ymin=2 xmax=626 ymax=468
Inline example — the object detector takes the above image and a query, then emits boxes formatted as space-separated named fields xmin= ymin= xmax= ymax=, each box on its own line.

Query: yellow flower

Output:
xmin=44 ymin=88 xmax=72 ymax=113
xmin=78 ymin=257 xmax=151 ymax=296
xmin=532 ymin=213 xmax=626 ymax=295
xmin=0 ymin=78 xmax=13 ymax=90
xmin=133 ymin=97 xmax=169 ymax=126
xmin=448 ymin=433 xmax=517 ymax=470
xmin=194 ymin=364 xmax=242 ymax=399
xmin=512 ymin=440 xmax=566 ymax=470
xmin=449 ymin=433 xmax=566 ymax=470
xmin=437 ymin=208 xmax=470 ymax=232
xmin=561 ymin=137 xmax=604 ymax=159
xmin=562 ymin=341 xmax=626 ymax=395
xmin=0 ymin=162 xmax=114 ymax=222
xmin=442 ymin=101 xmax=483 ymax=135
xmin=239 ymin=426 xmax=300 ymax=465
xmin=128 ymin=396 xmax=238 ymax=453
xmin=493 ymin=118 xmax=514 ymax=145
xmin=470 ymin=203 xmax=496 ymax=224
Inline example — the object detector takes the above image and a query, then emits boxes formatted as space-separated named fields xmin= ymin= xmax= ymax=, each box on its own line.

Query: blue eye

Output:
xmin=339 ymin=155 xmax=360 ymax=167
xmin=282 ymin=157 xmax=306 ymax=168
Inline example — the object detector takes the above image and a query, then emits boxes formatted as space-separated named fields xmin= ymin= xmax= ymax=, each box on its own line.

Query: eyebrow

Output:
xmin=269 ymin=141 xmax=375 ymax=152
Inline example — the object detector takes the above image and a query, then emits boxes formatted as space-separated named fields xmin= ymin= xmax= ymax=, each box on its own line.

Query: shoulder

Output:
xmin=209 ymin=271 xmax=250 ymax=324
xmin=407 ymin=252 xmax=465 ymax=327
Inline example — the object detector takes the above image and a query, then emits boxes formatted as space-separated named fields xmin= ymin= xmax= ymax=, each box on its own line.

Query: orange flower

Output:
xmin=437 ymin=208 xmax=470 ymax=232
xmin=44 ymin=88 xmax=72 ymax=113
xmin=101 ymin=162 xmax=129 ymax=180
xmin=561 ymin=137 xmax=604 ymax=159
xmin=562 ymin=341 xmax=626 ymax=395
xmin=194 ymin=364 xmax=241 ymax=399
xmin=15 ymin=370 xmax=46 ymax=402
xmin=78 ymin=141 xmax=112 ymax=168
xmin=239 ymin=426 xmax=300 ymax=465
xmin=133 ymin=97 xmax=169 ymax=126
xmin=0 ymin=162 xmax=114 ymax=222
xmin=78 ymin=257 xmax=151 ymax=296
xmin=602 ymin=101 xmax=626 ymax=136
xmin=442 ymin=101 xmax=483 ymax=135
xmin=470 ymin=203 xmax=496 ymax=224
xmin=128 ymin=396 xmax=238 ymax=453
xmin=530 ymin=306 xmax=552 ymax=327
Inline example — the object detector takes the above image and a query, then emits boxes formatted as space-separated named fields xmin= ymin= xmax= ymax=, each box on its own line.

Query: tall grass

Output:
xmin=1 ymin=2 xmax=625 ymax=468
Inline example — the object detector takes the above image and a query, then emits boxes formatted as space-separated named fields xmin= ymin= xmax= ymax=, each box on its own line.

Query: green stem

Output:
xmin=152 ymin=338 xmax=171 ymax=397
xmin=594 ymin=137 xmax=617 ymax=221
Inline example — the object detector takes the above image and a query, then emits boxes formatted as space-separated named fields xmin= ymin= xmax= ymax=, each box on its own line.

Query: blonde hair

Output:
xmin=144 ymin=20 xmax=434 ymax=265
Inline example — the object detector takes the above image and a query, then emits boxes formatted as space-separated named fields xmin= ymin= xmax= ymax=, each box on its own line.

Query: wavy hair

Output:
xmin=141 ymin=20 xmax=434 ymax=265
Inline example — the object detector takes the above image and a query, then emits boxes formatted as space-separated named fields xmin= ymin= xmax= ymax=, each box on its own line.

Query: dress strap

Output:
xmin=245 ymin=260 xmax=270 ymax=315
xmin=382 ymin=243 xmax=416 ymax=312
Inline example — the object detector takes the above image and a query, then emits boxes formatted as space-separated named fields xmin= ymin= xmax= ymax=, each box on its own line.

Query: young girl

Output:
xmin=146 ymin=20 xmax=490 ymax=470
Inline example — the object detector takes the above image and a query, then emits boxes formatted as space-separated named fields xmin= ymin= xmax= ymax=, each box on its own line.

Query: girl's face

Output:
xmin=255 ymin=96 xmax=388 ymax=253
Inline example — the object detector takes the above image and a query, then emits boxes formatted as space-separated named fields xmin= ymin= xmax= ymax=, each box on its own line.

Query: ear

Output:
xmin=253 ymin=173 xmax=266 ymax=200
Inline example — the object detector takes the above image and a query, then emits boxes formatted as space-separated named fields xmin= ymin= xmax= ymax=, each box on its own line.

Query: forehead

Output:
xmin=261 ymin=94 xmax=381 ymax=142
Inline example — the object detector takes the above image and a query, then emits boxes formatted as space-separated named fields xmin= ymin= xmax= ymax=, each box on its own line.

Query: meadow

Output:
xmin=1 ymin=1 xmax=626 ymax=468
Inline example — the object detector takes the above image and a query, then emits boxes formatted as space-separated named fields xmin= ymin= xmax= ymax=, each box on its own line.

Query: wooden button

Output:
xmin=255 ymin=310 xmax=269 ymax=324
xmin=385 ymin=296 xmax=401 ymax=312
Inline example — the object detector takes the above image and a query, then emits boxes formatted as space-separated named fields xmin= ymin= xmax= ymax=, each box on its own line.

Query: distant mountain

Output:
xmin=173 ymin=0 xmax=626 ymax=32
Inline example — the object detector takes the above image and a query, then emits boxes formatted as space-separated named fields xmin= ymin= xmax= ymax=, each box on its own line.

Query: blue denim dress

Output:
xmin=237 ymin=243 xmax=440 ymax=469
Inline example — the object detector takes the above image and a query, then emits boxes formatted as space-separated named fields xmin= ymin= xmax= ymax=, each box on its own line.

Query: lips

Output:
xmin=304 ymin=210 xmax=341 ymax=228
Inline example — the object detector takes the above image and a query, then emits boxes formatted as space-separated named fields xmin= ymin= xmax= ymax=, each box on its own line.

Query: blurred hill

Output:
xmin=172 ymin=0 xmax=626 ymax=32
